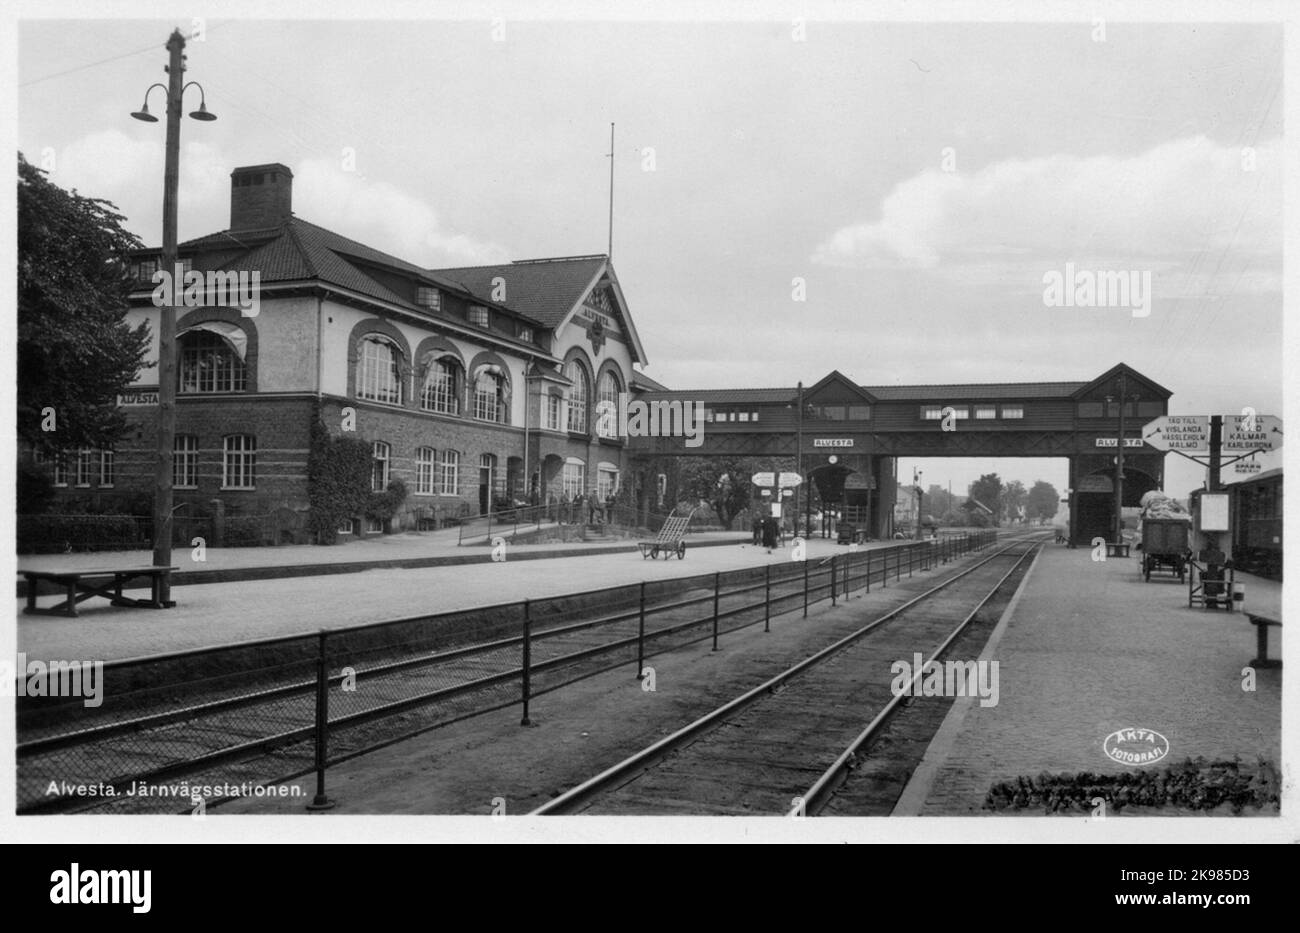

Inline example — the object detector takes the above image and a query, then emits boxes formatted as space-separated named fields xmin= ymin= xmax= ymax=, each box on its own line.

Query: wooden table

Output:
xmin=20 ymin=566 xmax=178 ymax=617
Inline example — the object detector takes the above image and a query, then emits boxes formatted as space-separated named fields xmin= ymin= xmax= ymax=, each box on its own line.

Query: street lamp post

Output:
xmin=131 ymin=28 xmax=216 ymax=601
xmin=913 ymin=467 xmax=923 ymax=540
xmin=1108 ymin=374 xmax=1140 ymax=547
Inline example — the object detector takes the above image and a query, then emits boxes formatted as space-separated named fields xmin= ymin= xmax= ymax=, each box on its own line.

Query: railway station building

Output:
xmin=33 ymin=160 xmax=1175 ymax=548
xmin=63 ymin=163 xmax=649 ymax=538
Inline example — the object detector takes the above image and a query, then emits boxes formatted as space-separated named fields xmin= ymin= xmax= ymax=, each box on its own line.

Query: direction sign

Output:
xmin=1141 ymin=415 xmax=1209 ymax=452
xmin=751 ymin=472 xmax=802 ymax=489
xmin=1222 ymin=415 xmax=1283 ymax=452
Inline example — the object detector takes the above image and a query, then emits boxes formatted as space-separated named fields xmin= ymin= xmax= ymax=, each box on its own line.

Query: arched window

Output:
xmin=565 ymin=360 xmax=590 ymax=433
xmin=180 ymin=329 xmax=247 ymax=393
xmin=596 ymin=369 xmax=622 ymax=438
xmin=473 ymin=365 xmax=508 ymax=423
xmin=357 ymin=336 xmax=403 ymax=405
xmin=421 ymin=357 xmax=461 ymax=415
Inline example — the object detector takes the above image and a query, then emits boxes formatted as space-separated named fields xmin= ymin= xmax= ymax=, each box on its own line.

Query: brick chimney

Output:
xmin=229 ymin=163 xmax=293 ymax=231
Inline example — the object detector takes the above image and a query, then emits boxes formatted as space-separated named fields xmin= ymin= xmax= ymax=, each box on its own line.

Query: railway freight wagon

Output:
xmin=1228 ymin=468 xmax=1282 ymax=580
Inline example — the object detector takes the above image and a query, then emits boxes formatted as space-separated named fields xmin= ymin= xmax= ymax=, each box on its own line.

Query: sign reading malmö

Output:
xmin=1141 ymin=415 xmax=1209 ymax=452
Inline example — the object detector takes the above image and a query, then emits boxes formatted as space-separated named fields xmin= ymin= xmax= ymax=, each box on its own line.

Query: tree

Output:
xmin=1026 ymin=480 xmax=1061 ymax=525
xmin=968 ymin=473 xmax=1004 ymax=525
xmin=1002 ymin=480 xmax=1027 ymax=524
xmin=18 ymin=152 xmax=150 ymax=453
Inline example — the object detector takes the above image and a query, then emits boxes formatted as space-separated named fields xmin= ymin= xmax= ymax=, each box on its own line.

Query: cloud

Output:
xmin=292 ymin=159 xmax=511 ymax=267
xmin=812 ymin=137 xmax=1282 ymax=284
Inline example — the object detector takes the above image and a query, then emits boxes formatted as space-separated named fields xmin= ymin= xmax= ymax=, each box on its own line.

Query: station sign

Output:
xmin=813 ymin=439 xmax=854 ymax=448
xmin=1222 ymin=414 xmax=1282 ymax=452
xmin=1141 ymin=415 xmax=1209 ymax=452
xmin=1095 ymin=438 xmax=1144 ymax=448
xmin=117 ymin=390 xmax=160 ymax=407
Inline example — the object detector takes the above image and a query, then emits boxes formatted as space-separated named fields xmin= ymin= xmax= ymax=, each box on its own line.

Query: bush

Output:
xmin=16 ymin=461 xmax=55 ymax=514
xmin=18 ymin=513 xmax=146 ymax=553
xmin=306 ymin=418 xmax=373 ymax=544
xmin=366 ymin=478 xmax=408 ymax=532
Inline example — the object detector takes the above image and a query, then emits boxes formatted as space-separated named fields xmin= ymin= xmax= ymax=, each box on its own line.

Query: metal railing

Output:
xmin=17 ymin=530 xmax=997 ymax=813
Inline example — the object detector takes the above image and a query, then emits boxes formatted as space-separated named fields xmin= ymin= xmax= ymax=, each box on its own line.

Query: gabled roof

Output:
xmin=805 ymin=370 xmax=878 ymax=404
xmin=1073 ymin=362 xmax=1172 ymax=400
xmin=433 ymin=256 xmax=607 ymax=328
xmin=431 ymin=254 xmax=648 ymax=365
xmin=630 ymin=370 xmax=671 ymax=393
xmin=865 ymin=381 xmax=1085 ymax=401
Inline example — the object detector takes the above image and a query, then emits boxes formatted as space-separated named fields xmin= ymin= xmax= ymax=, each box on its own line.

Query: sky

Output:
xmin=13 ymin=11 xmax=1285 ymax=498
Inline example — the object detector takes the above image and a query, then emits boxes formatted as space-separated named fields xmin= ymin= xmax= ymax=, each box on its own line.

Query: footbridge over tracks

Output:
xmin=626 ymin=363 xmax=1171 ymax=546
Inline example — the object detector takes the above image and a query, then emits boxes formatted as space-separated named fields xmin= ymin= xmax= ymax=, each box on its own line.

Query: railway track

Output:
xmin=531 ymin=535 xmax=1045 ymax=815
xmin=17 ymin=532 xmax=1005 ymax=814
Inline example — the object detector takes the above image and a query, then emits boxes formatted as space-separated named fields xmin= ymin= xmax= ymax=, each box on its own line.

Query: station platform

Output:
xmin=14 ymin=533 xmax=903 ymax=663
xmin=896 ymin=543 xmax=1283 ymax=816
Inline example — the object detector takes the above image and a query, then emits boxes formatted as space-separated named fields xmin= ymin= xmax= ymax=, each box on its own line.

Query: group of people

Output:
xmin=550 ymin=491 xmax=618 ymax=526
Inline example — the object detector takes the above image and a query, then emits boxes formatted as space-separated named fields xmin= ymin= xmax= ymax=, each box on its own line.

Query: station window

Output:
xmin=415 ymin=286 xmax=441 ymax=310
xmin=751 ymin=411 xmax=760 ymax=422
xmin=222 ymin=435 xmax=256 ymax=490
xmin=75 ymin=449 xmax=94 ymax=487
xmin=357 ymin=336 xmax=403 ymax=405
xmin=975 ymin=405 xmax=997 ymax=420
xmin=372 ymin=441 xmax=391 ymax=491
xmin=437 ymin=450 xmax=460 ymax=495
xmin=1001 ymin=405 xmax=1024 ymax=419
xmin=846 ymin=405 xmax=869 ymax=421
xmin=99 ymin=449 xmax=115 ymax=488
xmin=546 ymin=394 xmax=562 ymax=431
xmin=1077 ymin=402 xmax=1104 ymax=419
xmin=518 ymin=326 xmax=534 ymax=344
xmin=51 ymin=454 xmax=68 ymax=487
xmin=921 ymin=406 xmax=943 ymax=420
xmin=415 ymin=447 xmax=436 ymax=495
xmin=175 ymin=435 xmax=199 ymax=488
xmin=468 ymin=305 xmax=490 ymax=327
xmin=562 ymin=460 xmax=586 ymax=499
xmin=738 ymin=412 xmax=750 ymax=422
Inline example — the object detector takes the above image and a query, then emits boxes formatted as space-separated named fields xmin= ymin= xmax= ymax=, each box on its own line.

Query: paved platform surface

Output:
xmin=14 ymin=533 xmax=927 ymax=662
xmin=897 ymin=543 xmax=1283 ymax=816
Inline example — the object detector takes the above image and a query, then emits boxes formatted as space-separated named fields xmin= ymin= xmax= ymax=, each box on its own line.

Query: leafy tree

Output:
xmin=17 ymin=152 xmax=150 ymax=453
xmin=968 ymin=473 xmax=1004 ymax=525
xmin=1002 ymin=480 xmax=1027 ymax=523
xmin=1026 ymin=480 xmax=1061 ymax=525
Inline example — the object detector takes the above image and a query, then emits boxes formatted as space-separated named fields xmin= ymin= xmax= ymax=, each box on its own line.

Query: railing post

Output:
xmin=764 ymin=563 xmax=772 ymax=632
xmin=803 ymin=554 xmax=810 ymax=617
xmin=520 ymin=599 xmax=532 ymax=725
xmin=882 ymin=547 xmax=888 ymax=588
xmin=306 ymin=630 xmax=334 ymax=811
xmin=831 ymin=556 xmax=838 ymax=606
xmin=636 ymin=581 xmax=646 ymax=679
xmin=909 ymin=545 xmax=914 ymax=578
xmin=866 ymin=548 xmax=871 ymax=593
xmin=712 ymin=572 xmax=720 ymax=651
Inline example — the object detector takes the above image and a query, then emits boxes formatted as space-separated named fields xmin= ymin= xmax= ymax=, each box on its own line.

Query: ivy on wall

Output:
xmin=306 ymin=417 xmax=373 ymax=545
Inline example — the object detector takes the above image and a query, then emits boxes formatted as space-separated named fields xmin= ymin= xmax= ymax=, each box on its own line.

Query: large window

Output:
xmin=372 ymin=441 xmax=391 ymax=491
xmin=562 ymin=460 xmax=586 ymax=499
xmin=222 ymin=435 xmax=256 ymax=489
xmin=566 ymin=360 xmax=590 ymax=433
xmin=437 ymin=450 xmax=459 ymax=495
xmin=415 ymin=447 xmax=435 ymax=495
xmin=1001 ymin=405 xmax=1025 ymax=419
xmin=357 ymin=336 xmax=403 ymax=405
xmin=52 ymin=454 xmax=67 ymax=487
xmin=99 ymin=449 xmax=115 ymax=487
xmin=180 ymin=330 xmax=246 ymax=393
xmin=174 ymin=435 xmax=199 ymax=488
xmin=473 ymin=367 xmax=507 ymax=423
xmin=596 ymin=370 xmax=622 ymax=438
xmin=546 ymin=393 xmax=562 ymax=431
xmin=421 ymin=357 xmax=460 ymax=415
xmin=597 ymin=466 xmax=619 ymax=501
xmin=75 ymin=449 xmax=93 ymax=487
xmin=975 ymin=405 xmax=997 ymax=420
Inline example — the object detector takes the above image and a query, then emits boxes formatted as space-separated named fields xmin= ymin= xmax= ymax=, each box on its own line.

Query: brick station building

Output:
xmin=68 ymin=162 xmax=652 ymax=539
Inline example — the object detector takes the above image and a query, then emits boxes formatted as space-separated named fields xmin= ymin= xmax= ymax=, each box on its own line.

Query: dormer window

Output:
xmin=518 ymin=326 xmax=533 ymax=343
xmin=469 ymin=305 xmax=489 ymax=327
xmin=416 ymin=286 xmax=441 ymax=310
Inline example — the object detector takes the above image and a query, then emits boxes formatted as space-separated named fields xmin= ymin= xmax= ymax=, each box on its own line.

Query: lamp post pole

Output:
xmin=795 ymin=381 xmax=804 ymax=538
xmin=151 ymin=29 xmax=186 ymax=597
xmin=914 ymin=467 xmax=923 ymax=540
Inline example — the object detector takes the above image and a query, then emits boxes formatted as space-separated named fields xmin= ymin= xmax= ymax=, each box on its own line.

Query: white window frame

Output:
xmin=416 ymin=286 xmax=441 ymax=310
xmin=562 ymin=459 xmax=586 ymax=500
xmin=566 ymin=361 xmax=589 ymax=433
xmin=415 ymin=447 xmax=435 ymax=495
xmin=52 ymin=453 xmax=68 ymax=487
xmin=468 ymin=305 xmax=489 ymax=327
xmin=372 ymin=441 xmax=391 ymax=492
xmin=75 ymin=449 xmax=93 ymax=487
xmin=357 ymin=336 xmax=403 ymax=406
xmin=921 ymin=406 xmax=943 ymax=420
xmin=222 ymin=435 xmax=256 ymax=490
xmin=975 ymin=405 xmax=997 ymax=420
xmin=437 ymin=449 xmax=460 ymax=496
xmin=1002 ymin=405 xmax=1025 ymax=419
xmin=180 ymin=329 xmax=247 ymax=394
xmin=473 ymin=369 xmax=505 ymax=423
xmin=174 ymin=435 xmax=199 ymax=488
xmin=546 ymin=393 xmax=562 ymax=431
xmin=596 ymin=370 xmax=621 ymax=439
xmin=421 ymin=358 xmax=460 ymax=415
xmin=99 ymin=449 xmax=115 ymax=487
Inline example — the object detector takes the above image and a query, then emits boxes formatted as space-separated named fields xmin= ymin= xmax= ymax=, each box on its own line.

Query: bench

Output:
xmin=20 ymin=566 xmax=178 ymax=617
xmin=637 ymin=509 xmax=697 ymax=560
xmin=1246 ymin=614 xmax=1282 ymax=669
